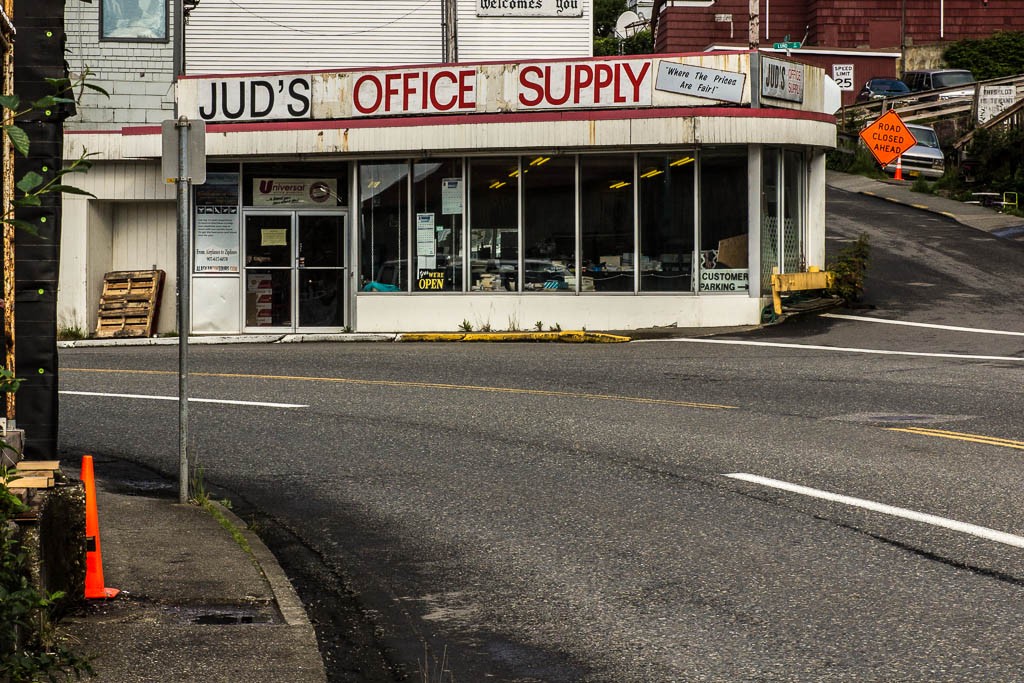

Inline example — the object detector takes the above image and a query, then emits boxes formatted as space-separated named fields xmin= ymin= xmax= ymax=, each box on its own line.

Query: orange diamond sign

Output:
xmin=859 ymin=109 xmax=917 ymax=167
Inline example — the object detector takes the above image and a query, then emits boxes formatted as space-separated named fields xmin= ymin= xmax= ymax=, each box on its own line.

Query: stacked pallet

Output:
xmin=95 ymin=270 xmax=165 ymax=338
xmin=5 ymin=460 xmax=61 ymax=490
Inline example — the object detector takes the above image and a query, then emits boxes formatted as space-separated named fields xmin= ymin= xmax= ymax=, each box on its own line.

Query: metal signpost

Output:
xmin=161 ymin=118 xmax=206 ymax=503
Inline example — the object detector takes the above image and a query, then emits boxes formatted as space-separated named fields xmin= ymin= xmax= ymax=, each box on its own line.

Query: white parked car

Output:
xmin=884 ymin=123 xmax=945 ymax=180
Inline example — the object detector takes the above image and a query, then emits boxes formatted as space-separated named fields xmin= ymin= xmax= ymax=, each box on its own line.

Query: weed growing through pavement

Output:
xmin=419 ymin=642 xmax=453 ymax=683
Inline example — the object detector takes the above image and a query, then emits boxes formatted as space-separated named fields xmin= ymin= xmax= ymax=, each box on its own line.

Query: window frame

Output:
xmin=100 ymin=0 xmax=170 ymax=43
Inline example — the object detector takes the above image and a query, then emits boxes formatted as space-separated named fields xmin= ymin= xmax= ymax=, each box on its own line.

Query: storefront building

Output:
xmin=63 ymin=50 xmax=837 ymax=334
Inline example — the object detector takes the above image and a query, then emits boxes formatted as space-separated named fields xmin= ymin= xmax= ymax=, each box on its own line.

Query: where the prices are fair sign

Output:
xmin=859 ymin=110 xmax=917 ymax=167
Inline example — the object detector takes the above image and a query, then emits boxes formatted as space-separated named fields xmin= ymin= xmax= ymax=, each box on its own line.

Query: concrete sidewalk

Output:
xmin=826 ymin=170 xmax=1024 ymax=238
xmin=59 ymin=459 xmax=326 ymax=682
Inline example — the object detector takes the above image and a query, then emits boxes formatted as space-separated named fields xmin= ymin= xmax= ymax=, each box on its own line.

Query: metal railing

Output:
xmin=838 ymin=73 xmax=1024 ymax=130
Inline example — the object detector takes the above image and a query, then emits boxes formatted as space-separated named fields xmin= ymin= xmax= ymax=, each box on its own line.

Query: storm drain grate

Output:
xmin=164 ymin=604 xmax=279 ymax=626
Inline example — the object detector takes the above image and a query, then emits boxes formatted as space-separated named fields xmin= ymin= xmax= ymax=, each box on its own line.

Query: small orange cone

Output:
xmin=894 ymin=154 xmax=904 ymax=181
xmin=82 ymin=455 xmax=120 ymax=600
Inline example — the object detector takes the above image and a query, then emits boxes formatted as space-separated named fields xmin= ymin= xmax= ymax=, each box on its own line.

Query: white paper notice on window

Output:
xmin=416 ymin=213 xmax=436 ymax=257
xmin=442 ymin=178 xmax=463 ymax=215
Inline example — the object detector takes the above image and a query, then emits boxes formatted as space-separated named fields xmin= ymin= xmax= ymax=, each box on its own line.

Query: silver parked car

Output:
xmin=884 ymin=123 xmax=945 ymax=180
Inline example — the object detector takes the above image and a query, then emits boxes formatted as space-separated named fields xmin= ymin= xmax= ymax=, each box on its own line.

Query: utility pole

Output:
xmin=899 ymin=0 xmax=907 ymax=76
xmin=748 ymin=0 xmax=759 ymax=49
xmin=2 ymin=0 xmax=14 ymax=424
xmin=442 ymin=0 xmax=457 ymax=63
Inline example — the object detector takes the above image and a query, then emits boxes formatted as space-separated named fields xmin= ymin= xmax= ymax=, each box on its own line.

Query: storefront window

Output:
xmin=699 ymin=149 xmax=749 ymax=294
xmin=581 ymin=155 xmax=635 ymax=292
xmin=523 ymin=155 xmax=577 ymax=292
xmin=413 ymin=160 xmax=464 ymax=292
xmin=470 ymin=157 xmax=519 ymax=292
xmin=639 ymin=153 xmax=695 ymax=292
xmin=761 ymin=148 xmax=780 ymax=293
xmin=101 ymin=0 xmax=167 ymax=41
xmin=760 ymin=148 xmax=805 ymax=293
xmin=360 ymin=162 xmax=410 ymax=292
xmin=783 ymin=149 xmax=805 ymax=273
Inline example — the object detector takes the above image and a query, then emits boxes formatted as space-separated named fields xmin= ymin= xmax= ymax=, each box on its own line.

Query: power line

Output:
xmin=219 ymin=0 xmax=438 ymax=37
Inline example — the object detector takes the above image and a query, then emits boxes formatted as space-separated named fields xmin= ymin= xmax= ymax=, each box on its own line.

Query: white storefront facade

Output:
xmin=63 ymin=50 xmax=836 ymax=334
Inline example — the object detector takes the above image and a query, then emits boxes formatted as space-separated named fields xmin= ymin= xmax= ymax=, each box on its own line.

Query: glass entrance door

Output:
xmin=244 ymin=212 xmax=346 ymax=331
xmin=297 ymin=213 xmax=345 ymax=328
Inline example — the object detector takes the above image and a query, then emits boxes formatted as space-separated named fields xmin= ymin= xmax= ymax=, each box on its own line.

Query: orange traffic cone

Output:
xmin=82 ymin=455 xmax=120 ymax=600
xmin=894 ymin=154 xmax=904 ymax=181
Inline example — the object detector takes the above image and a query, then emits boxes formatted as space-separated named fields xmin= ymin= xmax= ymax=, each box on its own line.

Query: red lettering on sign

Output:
xmin=519 ymin=65 xmax=544 ymax=107
xmin=573 ymin=65 xmax=594 ymax=104
xmin=384 ymin=73 xmax=401 ymax=113
xmin=623 ymin=62 xmax=651 ymax=102
xmin=459 ymin=69 xmax=476 ymax=108
xmin=430 ymin=70 xmax=457 ymax=111
xmin=402 ymin=72 xmax=418 ymax=111
xmin=518 ymin=60 xmax=650 ymax=109
xmin=594 ymin=63 xmax=614 ymax=102
xmin=353 ymin=75 xmax=382 ymax=114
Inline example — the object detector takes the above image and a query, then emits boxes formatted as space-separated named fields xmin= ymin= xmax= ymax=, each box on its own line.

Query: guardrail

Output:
xmin=838 ymin=73 xmax=1024 ymax=130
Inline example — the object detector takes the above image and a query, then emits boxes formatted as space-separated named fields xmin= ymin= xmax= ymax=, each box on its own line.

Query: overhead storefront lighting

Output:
xmin=669 ymin=156 xmax=695 ymax=167
xmin=640 ymin=169 xmax=664 ymax=179
xmin=489 ymin=180 xmax=507 ymax=189
xmin=529 ymin=156 xmax=551 ymax=166
xmin=609 ymin=181 xmax=631 ymax=189
xmin=367 ymin=179 xmax=381 ymax=189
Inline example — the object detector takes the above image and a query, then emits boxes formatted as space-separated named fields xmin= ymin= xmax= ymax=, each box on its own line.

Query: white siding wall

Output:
xmin=58 ymin=161 xmax=178 ymax=335
xmin=186 ymin=0 xmax=591 ymax=74
xmin=187 ymin=0 xmax=444 ymax=73
xmin=456 ymin=1 xmax=592 ymax=62
xmin=111 ymin=202 xmax=177 ymax=334
xmin=64 ymin=2 xmax=177 ymax=130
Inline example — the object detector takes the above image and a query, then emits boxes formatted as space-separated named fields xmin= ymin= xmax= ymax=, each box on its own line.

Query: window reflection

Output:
xmin=783 ymin=150 xmax=805 ymax=273
xmin=639 ymin=153 xmax=695 ymax=291
xmin=581 ymin=155 xmax=635 ymax=292
xmin=700 ymin=149 xmax=750 ymax=294
xmin=360 ymin=162 xmax=409 ymax=292
xmin=358 ymin=150 xmax=757 ymax=297
xmin=523 ymin=156 xmax=576 ymax=292
xmin=102 ymin=0 xmax=167 ymax=40
xmin=413 ymin=160 xmax=464 ymax=291
xmin=470 ymin=158 xmax=519 ymax=292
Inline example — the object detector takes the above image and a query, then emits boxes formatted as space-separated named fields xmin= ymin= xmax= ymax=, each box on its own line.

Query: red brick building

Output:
xmin=653 ymin=0 xmax=1024 ymax=53
xmin=652 ymin=0 xmax=1024 ymax=105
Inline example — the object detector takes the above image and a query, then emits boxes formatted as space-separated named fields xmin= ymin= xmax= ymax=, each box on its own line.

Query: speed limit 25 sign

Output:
xmin=833 ymin=64 xmax=854 ymax=91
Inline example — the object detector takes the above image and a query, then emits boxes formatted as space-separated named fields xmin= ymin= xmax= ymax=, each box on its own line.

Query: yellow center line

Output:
xmin=63 ymin=367 xmax=738 ymax=411
xmin=886 ymin=427 xmax=1024 ymax=451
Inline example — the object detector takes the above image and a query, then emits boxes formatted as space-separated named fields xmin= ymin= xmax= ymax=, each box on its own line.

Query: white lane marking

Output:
xmin=650 ymin=337 xmax=1024 ymax=362
xmin=823 ymin=313 xmax=1024 ymax=337
xmin=725 ymin=473 xmax=1024 ymax=549
xmin=60 ymin=390 xmax=307 ymax=409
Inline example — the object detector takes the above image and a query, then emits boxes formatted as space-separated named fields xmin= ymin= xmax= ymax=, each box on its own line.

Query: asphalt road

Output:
xmin=58 ymin=189 xmax=1024 ymax=682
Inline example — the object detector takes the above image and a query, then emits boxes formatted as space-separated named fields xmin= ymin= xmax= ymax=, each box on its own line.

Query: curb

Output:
xmin=396 ymin=330 xmax=631 ymax=343
xmin=59 ymin=331 xmax=630 ymax=347
xmin=208 ymin=500 xmax=312 ymax=628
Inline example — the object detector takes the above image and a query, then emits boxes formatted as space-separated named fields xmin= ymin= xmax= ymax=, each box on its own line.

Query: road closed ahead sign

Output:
xmin=859 ymin=110 xmax=917 ymax=167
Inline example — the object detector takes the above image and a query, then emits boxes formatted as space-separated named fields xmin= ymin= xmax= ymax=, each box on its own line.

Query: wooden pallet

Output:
xmin=7 ymin=461 xmax=60 ymax=489
xmin=95 ymin=270 xmax=165 ymax=338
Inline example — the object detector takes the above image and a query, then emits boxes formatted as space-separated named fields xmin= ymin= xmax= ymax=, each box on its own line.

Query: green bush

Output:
xmin=944 ymin=31 xmax=1024 ymax=80
xmin=1 ymin=369 xmax=92 ymax=681
xmin=827 ymin=234 xmax=870 ymax=303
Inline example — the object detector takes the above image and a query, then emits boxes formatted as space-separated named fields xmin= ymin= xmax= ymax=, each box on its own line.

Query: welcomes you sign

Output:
xmin=477 ymin=0 xmax=582 ymax=16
